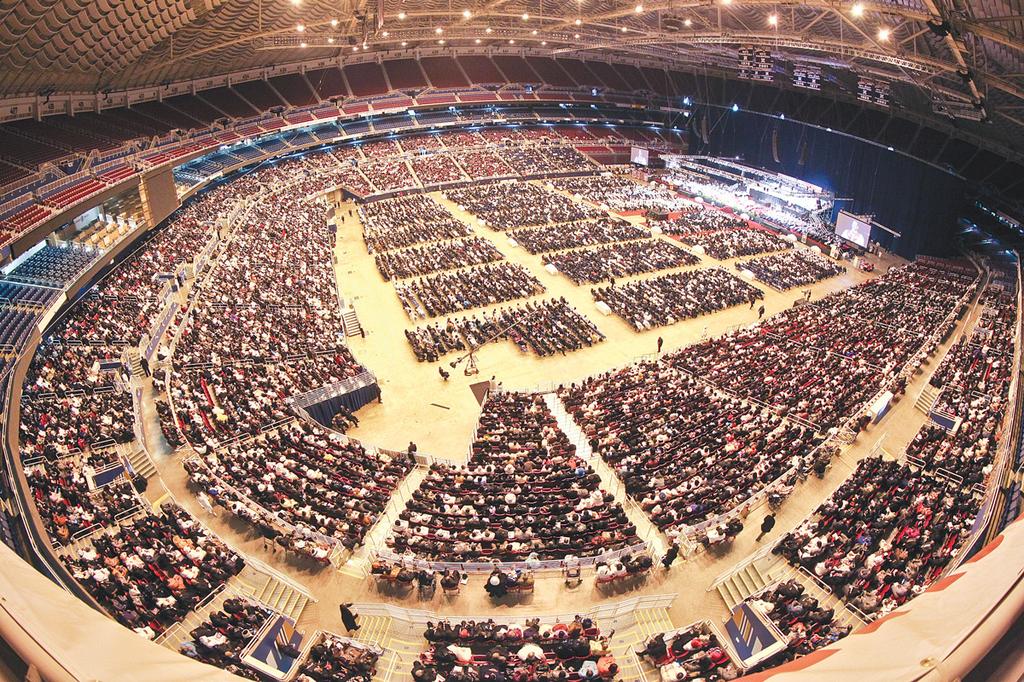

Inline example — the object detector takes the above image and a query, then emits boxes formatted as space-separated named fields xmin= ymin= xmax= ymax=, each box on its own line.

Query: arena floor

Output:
xmin=140 ymin=182 xmax=983 ymax=676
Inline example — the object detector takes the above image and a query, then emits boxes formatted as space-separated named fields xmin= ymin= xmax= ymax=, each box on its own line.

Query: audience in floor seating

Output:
xmin=773 ymin=456 xmax=976 ymax=616
xmin=416 ymin=616 xmax=618 ymax=681
xmin=561 ymin=365 xmax=813 ymax=534
xmin=592 ymin=268 xmax=762 ymax=330
xmin=454 ymin=150 xmax=516 ymax=179
xmin=185 ymin=419 xmax=412 ymax=552
xmin=512 ymin=218 xmax=649 ymax=255
xmin=60 ymin=502 xmax=244 ymax=638
xmin=388 ymin=393 xmax=640 ymax=562
xmin=411 ymin=154 xmax=469 ymax=185
xmin=49 ymin=295 xmax=154 ymax=345
xmin=375 ymin=237 xmax=504 ymax=280
xmin=360 ymin=195 xmax=473 ymax=254
xmin=636 ymin=622 xmax=740 ymax=680
xmin=651 ymin=207 xmax=747 ymax=237
xmin=678 ymin=228 xmax=792 ymax=260
xmin=738 ymin=249 xmax=845 ymax=290
xmin=544 ymin=239 xmax=699 ymax=284
xmin=552 ymin=175 xmax=691 ymax=213
xmin=180 ymin=597 xmax=270 ymax=679
xmin=446 ymin=182 xmax=601 ymax=232
xmin=298 ymin=633 xmax=380 ymax=682
xmin=405 ymin=298 xmax=604 ymax=362
xmin=395 ymin=262 xmax=545 ymax=319
xmin=742 ymin=580 xmax=851 ymax=668
xmin=19 ymin=391 xmax=135 ymax=457
xmin=22 ymin=341 xmax=126 ymax=397
xmin=155 ymin=398 xmax=185 ymax=449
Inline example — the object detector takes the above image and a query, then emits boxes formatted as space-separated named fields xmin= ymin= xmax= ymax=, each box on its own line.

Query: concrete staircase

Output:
xmin=342 ymin=308 xmax=363 ymax=337
xmin=709 ymin=550 xmax=788 ymax=610
xmin=235 ymin=565 xmax=312 ymax=621
xmin=916 ymin=384 xmax=941 ymax=414
xmin=128 ymin=350 xmax=146 ymax=379
xmin=124 ymin=442 xmax=157 ymax=479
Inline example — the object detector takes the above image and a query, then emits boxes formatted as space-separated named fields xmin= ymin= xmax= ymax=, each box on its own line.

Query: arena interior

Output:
xmin=1 ymin=1 xmax=1024 ymax=681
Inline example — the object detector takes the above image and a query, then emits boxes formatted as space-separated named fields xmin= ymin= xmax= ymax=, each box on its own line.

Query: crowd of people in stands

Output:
xmin=499 ymin=146 xmax=596 ymax=176
xmin=61 ymin=502 xmax=244 ymax=638
xmin=552 ymin=175 xmax=691 ymax=213
xmin=180 ymin=597 xmax=270 ymax=679
xmin=636 ymin=622 xmax=740 ymax=680
xmin=743 ymin=580 xmax=852 ymax=669
xmin=738 ymin=249 xmax=845 ymax=290
xmin=446 ymin=182 xmax=601 ymax=231
xmin=388 ymin=392 xmax=640 ymax=562
xmin=592 ymin=268 xmax=762 ymax=330
xmin=375 ymin=237 xmax=504 ymax=281
xmin=678 ymin=228 xmax=792 ymax=260
xmin=405 ymin=298 xmax=605 ymax=362
xmin=298 ymin=633 xmax=380 ymax=682
xmin=544 ymin=239 xmax=699 ymax=284
xmin=773 ymin=456 xmax=974 ymax=617
xmin=512 ymin=218 xmax=649 ymax=255
xmin=411 ymin=154 xmax=468 ymax=186
xmin=360 ymin=195 xmax=473 ymax=254
xmin=416 ymin=616 xmax=619 ymax=681
xmin=395 ymin=262 xmax=545 ymax=319
xmin=454 ymin=150 xmax=515 ymax=180
xmin=361 ymin=159 xmax=417 ymax=193
xmin=185 ymin=418 xmax=412 ymax=555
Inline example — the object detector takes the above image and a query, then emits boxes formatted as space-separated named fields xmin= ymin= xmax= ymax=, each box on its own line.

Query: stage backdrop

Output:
xmin=691 ymin=109 xmax=968 ymax=259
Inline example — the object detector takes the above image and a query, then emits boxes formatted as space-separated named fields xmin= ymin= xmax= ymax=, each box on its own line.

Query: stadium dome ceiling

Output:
xmin=0 ymin=0 xmax=1021 ymax=144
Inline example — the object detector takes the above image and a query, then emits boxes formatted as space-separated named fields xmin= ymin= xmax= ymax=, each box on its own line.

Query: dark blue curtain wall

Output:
xmin=689 ymin=107 xmax=967 ymax=259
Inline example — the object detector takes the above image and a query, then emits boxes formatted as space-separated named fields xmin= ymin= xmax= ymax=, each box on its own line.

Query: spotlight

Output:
xmin=541 ymin=40 xmax=547 ymax=45
xmin=295 ymin=23 xmax=305 ymax=32
xmin=438 ymin=39 xmax=445 ymax=44
xmin=850 ymin=2 xmax=864 ymax=17
xmin=768 ymin=14 xmax=778 ymax=26
xmin=509 ymin=38 xmax=515 ymax=43
xmin=732 ymin=103 xmax=739 ymax=112
xmin=877 ymin=26 xmax=890 ymax=40
xmin=531 ymin=29 xmax=537 ymax=35
xmin=330 ymin=18 xmax=338 ymax=27
xmin=300 ymin=41 xmax=307 ymax=47
xmin=522 ymin=12 xmax=529 ymax=20
xmin=575 ymin=18 xmax=582 ymax=25
xmin=327 ymin=37 xmax=334 ymax=43
xmin=475 ymin=38 xmax=481 ymax=43
xmin=574 ymin=32 xmax=580 ymax=38
xmin=435 ymin=26 xmax=443 ymax=34
xmin=621 ymin=26 xmax=628 ymax=32
xmin=463 ymin=9 xmax=472 ymax=18
xmin=401 ymin=40 xmax=408 ymax=46
xmin=397 ymin=11 xmax=406 ymax=19
xmin=382 ymin=30 xmax=389 ymax=37
xmin=684 ymin=18 xmax=692 ymax=27
xmin=635 ymin=3 xmax=644 ymax=12
xmin=486 ymin=27 xmax=493 ymax=33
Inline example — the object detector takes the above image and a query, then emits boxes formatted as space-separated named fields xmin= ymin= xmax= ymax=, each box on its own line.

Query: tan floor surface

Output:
xmin=144 ymin=180 xmax=984 ymax=678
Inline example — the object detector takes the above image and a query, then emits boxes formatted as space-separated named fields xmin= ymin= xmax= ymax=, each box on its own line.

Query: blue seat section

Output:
xmin=6 ymin=245 xmax=98 ymax=287
xmin=0 ymin=281 xmax=59 ymax=307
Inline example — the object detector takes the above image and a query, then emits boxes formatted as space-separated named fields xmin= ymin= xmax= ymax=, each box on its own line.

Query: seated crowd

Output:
xmin=298 ymin=633 xmax=381 ymax=682
xmin=454 ymin=150 xmax=516 ymax=180
xmin=375 ymin=237 xmax=504 ymax=281
xmin=405 ymin=298 xmax=605 ymax=362
xmin=743 ymin=580 xmax=852 ymax=669
xmin=394 ymin=262 xmax=545 ymax=319
xmin=416 ymin=616 xmax=619 ymax=681
xmin=592 ymin=268 xmax=762 ymax=330
xmin=360 ymin=195 xmax=474 ymax=254
xmin=180 ymin=597 xmax=271 ymax=679
xmin=561 ymin=365 xmax=813 ymax=534
xmin=185 ymin=418 xmax=412 ymax=555
xmin=544 ymin=239 xmax=699 ymax=284
xmin=636 ymin=622 xmax=739 ymax=681
xmin=360 ymin=159 xmax=417 ymax=193
xmin=552 ymin=175 xmax=691 ymax=213
xmin=411 ymin=153 xmax=469 ymax=186
xmin=388 ymin=393 xmax=640 ymax=561
xmin=678 ymin=228 xmax=792 ymax=260
xmin=773 ymin=456 xmax=976 ymax=617
xmin=651 ymin=207 xmax=747 ymax=237
xmin=499 ymin=146 xmax=595 ymax=176
xmin=512 ymin=218 xmax=649 ymax=255
xmin=446 ymin=182 xmax=601 ymax=232
xmin=737 ymin=249 xmax=845 ymax=290
xmin=61 ymin=502 xmax=244 ymax=639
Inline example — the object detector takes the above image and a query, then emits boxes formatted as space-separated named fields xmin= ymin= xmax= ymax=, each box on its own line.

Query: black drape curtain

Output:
xmin=304 ymin=383 xmax=381 ymax=427
xmin=692 ymin=109 xmax=967 ymax=259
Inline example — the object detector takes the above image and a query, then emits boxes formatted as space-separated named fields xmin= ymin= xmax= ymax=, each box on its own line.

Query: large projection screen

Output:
xmin=835 ymin=210 xmax=871 ymax=248
xmin=630 ymin=146 xmax=650 ymax=166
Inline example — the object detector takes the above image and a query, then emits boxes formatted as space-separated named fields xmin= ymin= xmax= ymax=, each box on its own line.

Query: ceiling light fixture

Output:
xmin=575 ymin=18 xmax=582 ymax=25
xmin=438 ymin=39 xmax=445 ymax=44
xmin=327 ymin=37 xmax=334 ymax=43
xmin=330 ymin=18 xmax=338 ymax=27
xmin=877 ymin=26 xmax=890 ymax=40
xmin=522 ymin=12 xmax=529 ymax=20
xmin=635 ymin=3 xmax=643 ymax=12
xmin=768 ymin=13 xmax=778 ymax=26
xmin=531 ymin=29 xmax=537 ymax=35
xmin=509 ymin=38 xmax=516 ymax=43
xmin=397 ymin=11 xmax=406 ymax=19
xmin=401 ymin=40 xmax=408 ymax=46
xmin=684 ymin=18 xmax=692 ymax=27
xmin=574 ymin=32 xmax=580 ymax=38
xmin=475 ymin=38 xmax=481 ymax=43
xmin=382 ymin=30 xmax=389 ymax=37
xmin=295 ymin=23 xmax=305 ymax=32
xmin=435 ymin=26 xmax=443 ymax=34
xmin=300 ymin=41 xmax=307 ymax=47
xmin=541 ymin=40 xmax=547 ymax=45
xmin=851 ymin=3 xmax=865 ymax=17
xmin=620 ymin=25 xmax=628 ymax=32
xmin=463 ymin=9 xmax=472 ymax=18
xmin=485 ymin=27 xmax=493 ymax=33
